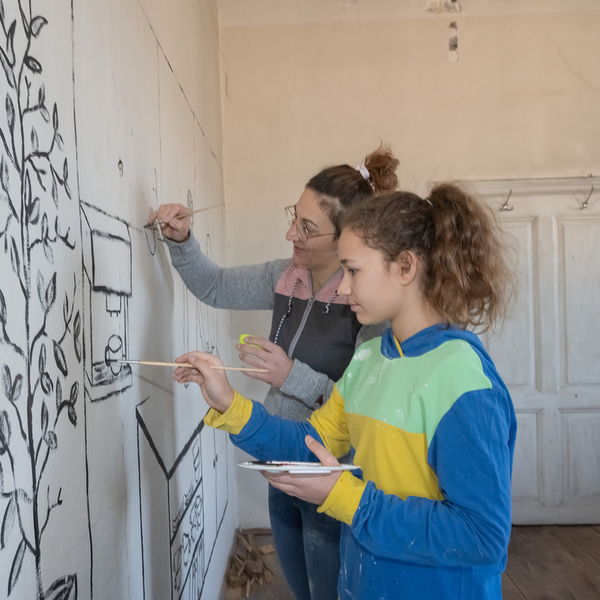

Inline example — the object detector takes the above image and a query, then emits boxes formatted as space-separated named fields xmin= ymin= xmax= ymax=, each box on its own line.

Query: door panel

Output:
xmin=472 ymin=178 xmax=600 ymax=523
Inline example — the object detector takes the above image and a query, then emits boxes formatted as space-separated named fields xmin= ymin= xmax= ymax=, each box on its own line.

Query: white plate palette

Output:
xmin=238 ymin=461 xmax=361 ymax=474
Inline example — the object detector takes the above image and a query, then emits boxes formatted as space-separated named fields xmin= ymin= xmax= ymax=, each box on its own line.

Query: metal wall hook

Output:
xmin=500 ymin=190 xmax=514 ymax=212
xmin=579 ymin=185 xmax=593 ymax=210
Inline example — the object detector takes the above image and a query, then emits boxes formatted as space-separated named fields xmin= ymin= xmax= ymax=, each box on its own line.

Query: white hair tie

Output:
xmin=356 ymin=164 xmax=370 ymax=181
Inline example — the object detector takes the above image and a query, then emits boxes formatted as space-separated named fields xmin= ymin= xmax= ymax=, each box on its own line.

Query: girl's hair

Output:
xmin=306 ymin=144 xmax=399 ymax=237
xmin=342 ymin=183 xmax=516 ymax=332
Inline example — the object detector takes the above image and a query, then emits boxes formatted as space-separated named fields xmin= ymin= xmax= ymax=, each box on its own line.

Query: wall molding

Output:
xmin=455 ymin=176 xmax=600 ymax=198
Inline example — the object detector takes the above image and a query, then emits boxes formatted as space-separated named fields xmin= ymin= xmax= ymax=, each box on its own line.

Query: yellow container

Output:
xmin=239 ymin=334 xmax=263 ymax=349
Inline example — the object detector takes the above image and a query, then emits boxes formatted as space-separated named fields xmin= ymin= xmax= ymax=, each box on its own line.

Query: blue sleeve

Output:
xmin=229 ymin=400 xmax=324 ymax=462
xmin=351 ymin=389 xmax=516 ymax=567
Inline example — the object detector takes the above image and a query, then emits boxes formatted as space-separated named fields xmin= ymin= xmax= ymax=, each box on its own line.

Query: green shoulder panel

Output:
xmin=338 ymin=338 xmax=492 ymax=445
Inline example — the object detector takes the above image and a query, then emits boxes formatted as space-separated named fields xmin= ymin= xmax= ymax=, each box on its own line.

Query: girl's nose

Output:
xmin=338 ymin=271 xmax=351 ymax=296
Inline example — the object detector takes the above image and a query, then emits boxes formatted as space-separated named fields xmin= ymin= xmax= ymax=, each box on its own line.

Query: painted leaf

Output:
xmin=38 ymin=84 xmax=45 ymax=106
xmin=63 ymin=158 xmax=68 ymax=182
xmin=55 ymin=378 xmax=62 ymax=409
xmin=0 ymin=50 xmax=16 ymax=88
xmin=39 ymin=343 xmax=47 ymax=372
xmin=43 ymin=240 xmax=54 ymax=264
xmin=53 ymin=104 xmax=59 ymax=130
xmin=1 ymin=365 xmax=12 ymax=401
xmin=9 ymin=237 xmax=20 ymax=275
xmin=44 ymin=574 xmax=78 ymax=600
xmin=0 ymin=156 xmax=6 ymax=191
xmin=69 ymin=381 xmax=79 ymax=405
xmin=41 ymin=213 xmax=49 ymax=240
xmin=51 ymin=176 xmax=58 ymax=207
xmin=0 ymin=411 xmax=10 ymax=453
xmin=24 ymin=55 xmax=42 ymax=74
xmin=44 ymin=431 xmax=58 ymax=450
xmin=0 ymin=289 xmax=6 ymax=325
xmin=63 ymin=294 xmax=69 ymax=323
xmin=1 ymin=494 xmax=16 ymax=549
xmin=41 ymin=401 xmax=48 ymax=435
xmin=8 ymin=538 xmax=25 ymax=594
xmin=11 ymin=374 xmax=22 ymax=402
xmin=6 ymin=94 xmax=15 ymax=132
xmin=37 ymin=271 xmax=47 ymax=311
xmin=31 ymin=128 xmax=39 ymax=153
xmin=28 ymin=197 xmax=40 ymax=224
xmin=6 ymin=20 xmax=15 ymax=65
xmin=40 ymin=372 xmax=53 ymax=395
xmin=45 ymin=273 xmax=57 ymax=310
xmin=68 ymin=406 xmax=77 ymax=427
xmin=30 ymin=16 xmax=48 ymax=38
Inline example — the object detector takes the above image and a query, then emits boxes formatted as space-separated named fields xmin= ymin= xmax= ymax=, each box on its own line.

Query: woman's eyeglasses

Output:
xmin=285 ymin=205 xmax=336 ymax=243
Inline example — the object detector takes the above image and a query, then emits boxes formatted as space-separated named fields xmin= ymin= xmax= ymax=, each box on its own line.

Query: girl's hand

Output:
xmin=261 ymin=436 xmax=342 ymax=506
xmin=236 ymin=336 xmax=293 ymax=388
xmin=147 ymin=203 xmax=191 ymax=242
xmin=173 ymin=352 xmax=235 ymax=414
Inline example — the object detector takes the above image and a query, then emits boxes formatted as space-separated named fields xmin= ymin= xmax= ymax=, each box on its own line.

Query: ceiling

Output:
xmin=217 ymin=0 xmax=600 ymax=28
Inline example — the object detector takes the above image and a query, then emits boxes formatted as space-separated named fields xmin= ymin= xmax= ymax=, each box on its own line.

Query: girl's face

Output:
xmin=337 ymin=229 xmax=406 ymax=325
xmin=285 ymin=188 xmax=338 ymax=273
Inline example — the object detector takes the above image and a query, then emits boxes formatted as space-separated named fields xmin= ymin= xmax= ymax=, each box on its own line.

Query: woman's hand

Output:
xmin=261 ymin=436 xmax=342 ymax=506
xmin=147 ymin=203 xmax=191 ymax=242
xmin=236 ymin=336 xmax=293 ymax=388
xmin=173 ymin=352 xmax=235 ymax=414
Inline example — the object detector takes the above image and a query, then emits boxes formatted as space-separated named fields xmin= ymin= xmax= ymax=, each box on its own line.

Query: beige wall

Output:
xmin=219 ymin=5 xmax=600 ymax=526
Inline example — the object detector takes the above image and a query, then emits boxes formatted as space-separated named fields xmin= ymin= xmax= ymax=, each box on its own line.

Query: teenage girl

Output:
xmin=173 ymin=182 xmax=518 ymax=600
xmin=148 ymin=146 xmax=399 ymax=600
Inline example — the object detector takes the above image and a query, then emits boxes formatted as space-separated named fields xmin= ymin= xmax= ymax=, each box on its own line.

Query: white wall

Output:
xmin=0 ymin=0 xmax=235 ymax=599
xmin=218 ymin=1 xmax=600 ymax=526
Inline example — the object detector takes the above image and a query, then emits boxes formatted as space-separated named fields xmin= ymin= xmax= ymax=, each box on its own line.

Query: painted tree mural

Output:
xmin=0 ymin=0 xmax=80 ymax=598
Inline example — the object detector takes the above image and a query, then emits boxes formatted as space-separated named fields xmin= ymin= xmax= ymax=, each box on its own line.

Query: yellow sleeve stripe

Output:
xmin=203 ymin=391 xmax=253 ymax=434
xmin=310 ymin=385 xmax=351 ymax=459
xmin=318 ymin=471 xmax=367 ymax=526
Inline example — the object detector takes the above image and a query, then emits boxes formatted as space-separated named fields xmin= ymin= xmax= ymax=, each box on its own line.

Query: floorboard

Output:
xmin=242 ymin=525 xmax=600 ymax=599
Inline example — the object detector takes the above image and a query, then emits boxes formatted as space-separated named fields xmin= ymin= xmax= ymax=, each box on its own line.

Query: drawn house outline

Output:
xmin=136 ymin=395 xmax=229 ymax=600
xmin=81 ymin=202 xmax=133 ymax=402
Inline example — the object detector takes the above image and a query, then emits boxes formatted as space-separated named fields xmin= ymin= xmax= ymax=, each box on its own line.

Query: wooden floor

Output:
xmin=242 ymin=525 xmax=600 ymax=599
xmin=502 ymin=526 xmax=600 ymax=600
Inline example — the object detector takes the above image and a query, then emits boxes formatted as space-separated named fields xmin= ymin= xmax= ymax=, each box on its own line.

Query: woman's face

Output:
xmin=285 ymin=188 xmax=339 ymax=272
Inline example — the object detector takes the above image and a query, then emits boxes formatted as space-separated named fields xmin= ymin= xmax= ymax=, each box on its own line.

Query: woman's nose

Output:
xmin=285 ymin=223 xmax=298 ymax=241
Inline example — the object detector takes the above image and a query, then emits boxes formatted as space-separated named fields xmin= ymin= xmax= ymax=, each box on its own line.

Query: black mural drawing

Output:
xmin=1 ymin=1 xmax=229 ymax=599
xmin=137 ymin=398 xmax=229 ymax=600
xmin=0 ymin=0 xmax=80 ymax=598
xmin=80 ymin=201 xmax=133 ymax=402
xmin=138 ymin=190 xmax=228 ymax=600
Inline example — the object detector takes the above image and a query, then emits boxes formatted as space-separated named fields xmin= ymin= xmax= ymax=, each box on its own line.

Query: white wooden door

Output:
xmin=472 ymin=177 xmax=600 ymax=524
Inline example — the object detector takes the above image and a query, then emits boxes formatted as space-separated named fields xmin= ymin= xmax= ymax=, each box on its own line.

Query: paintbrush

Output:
xmin=144 ymin=206 xmax=211 ymax=229
xmin=113 ymin=359 xmax=268 ymax=373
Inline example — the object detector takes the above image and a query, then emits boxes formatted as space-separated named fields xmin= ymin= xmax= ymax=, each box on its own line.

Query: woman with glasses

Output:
xmin=148 ymin=145 xmax=399 ymax=600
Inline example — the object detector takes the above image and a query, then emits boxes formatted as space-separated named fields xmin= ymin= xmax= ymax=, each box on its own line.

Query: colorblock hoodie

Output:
xmin=205 ymin=325 xmax=517 ymax=600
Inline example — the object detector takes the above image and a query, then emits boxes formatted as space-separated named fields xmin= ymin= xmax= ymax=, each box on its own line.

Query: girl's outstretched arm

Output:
xmin=173 ymin=351 xmax=235 ymax=413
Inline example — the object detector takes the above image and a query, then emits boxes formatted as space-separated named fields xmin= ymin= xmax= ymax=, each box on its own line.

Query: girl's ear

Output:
xmin=396 ymin=250 xmax=419 ymax=285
